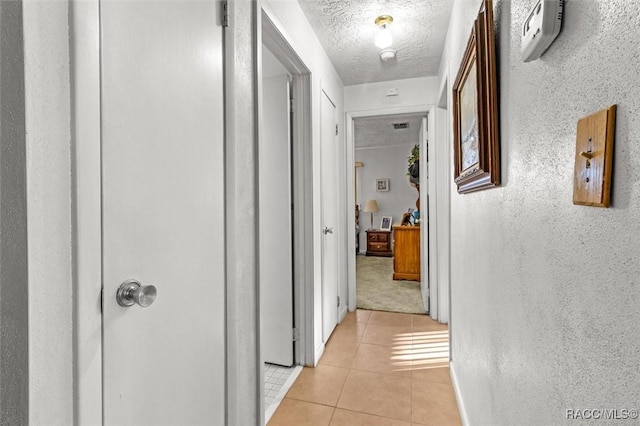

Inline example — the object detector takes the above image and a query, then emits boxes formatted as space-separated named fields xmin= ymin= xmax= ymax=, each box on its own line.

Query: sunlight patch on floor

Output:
xmin=390 ymin=330 xmax=450 ymax=370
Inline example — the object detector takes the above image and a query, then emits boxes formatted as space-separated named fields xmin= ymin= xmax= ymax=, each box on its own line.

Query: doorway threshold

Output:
xmin=264 ymin=363 xmax=303 ymax=423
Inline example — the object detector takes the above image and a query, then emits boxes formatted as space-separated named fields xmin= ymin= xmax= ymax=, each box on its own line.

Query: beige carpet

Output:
xmin=356 ymin=255 xmax=426 ymax=314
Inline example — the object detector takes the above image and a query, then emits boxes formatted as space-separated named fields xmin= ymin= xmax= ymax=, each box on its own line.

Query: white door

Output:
xmin=321 ymin=90 xmax=339 ymax=342
xmin=101 ymin=1 xmax=225 ymax=424
xmin=420 ymin=117 xmax=430 ymax=313
xmin=260 ymin=75 xmax=294 ymax=366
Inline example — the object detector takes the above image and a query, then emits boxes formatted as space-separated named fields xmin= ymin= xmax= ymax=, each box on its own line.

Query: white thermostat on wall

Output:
xmin=521 ymin=0 xmax=564 ymax=62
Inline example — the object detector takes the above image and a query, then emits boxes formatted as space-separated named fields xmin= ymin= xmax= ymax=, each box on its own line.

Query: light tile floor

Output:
xmin=265 ymin=363 xmax=303 ymax=423
xmin=268 ymin=309 xmax=461 ymax=426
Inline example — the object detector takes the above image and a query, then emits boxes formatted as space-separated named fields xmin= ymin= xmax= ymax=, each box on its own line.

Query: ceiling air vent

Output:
xmin=393 ymin=122 xmax=409 ymax=130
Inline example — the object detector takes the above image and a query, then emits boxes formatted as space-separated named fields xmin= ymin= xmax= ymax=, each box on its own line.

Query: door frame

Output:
xmin=70 ymin=1 xmax=103 ymax=423
xmin=346 ymin=105 xmax=432 ymax=315
xmin=435 ymin=75 xmax=452 ymax=326
xmin=421 ymin=115 xmax=431 ymax=313
xmin=71 ymin=1 xmax=264 ymax=423
xmin=260 ymin=8 xmax=314 ymax=367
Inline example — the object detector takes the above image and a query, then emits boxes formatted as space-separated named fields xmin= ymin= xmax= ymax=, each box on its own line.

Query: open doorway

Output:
xmin=260 ymin=10 xmax=314 ymax=422
xmin=353 ymin=113 xmax=428 ymax=315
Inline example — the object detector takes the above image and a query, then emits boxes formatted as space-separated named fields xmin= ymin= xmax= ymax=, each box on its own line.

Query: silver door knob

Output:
xmin=323 ymin=226 xmax=334 ymax=235
xmin=117 ymin=279 xmax=157 ymax=308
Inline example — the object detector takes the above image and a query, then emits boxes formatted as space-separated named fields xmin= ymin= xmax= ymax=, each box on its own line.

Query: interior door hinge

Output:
xmin=222 ymin=0 xmax=229 ymax=28
xmin=335 ymin=124 xmax=338 ymax=135
xmin=337 ymin=296 xmax=340 ymax=307
xmin=100 ymin=287 xmax=104 ymax=314
xmin=292 ymin=328 xmax=300 ymax=342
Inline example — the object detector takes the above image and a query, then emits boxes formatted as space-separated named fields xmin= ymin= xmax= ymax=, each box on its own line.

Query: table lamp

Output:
xmin=363 ymin=199 xmax=379 ymax=229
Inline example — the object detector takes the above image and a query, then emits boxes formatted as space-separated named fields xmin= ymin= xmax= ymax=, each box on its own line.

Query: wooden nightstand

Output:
xmin=365 ymin=229 xmax=393 ymax=257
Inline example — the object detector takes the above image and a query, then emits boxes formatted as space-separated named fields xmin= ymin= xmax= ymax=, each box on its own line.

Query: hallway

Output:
xmin=268 ymin=310 xmax=461 ymax=425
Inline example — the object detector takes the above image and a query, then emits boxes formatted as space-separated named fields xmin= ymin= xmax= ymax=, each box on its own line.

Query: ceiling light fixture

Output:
xmin=374 ymin=15 xmax=394 ymax=49
xmin=374 ymin=15 xmax=396 ymax=61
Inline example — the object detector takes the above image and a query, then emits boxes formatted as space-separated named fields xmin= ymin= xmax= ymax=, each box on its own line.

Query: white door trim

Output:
xmin=261 ymin=7 xmax=314 ymax=367
xmin=436 ymin=74 xmax=452 ymax=327
xmin=70 ymin=1 xmax=102 ymax=423
xmin=224 ymin=1 xmax=262 ymax=424
xmin=422 ymin=114 xmax=433 ymax=314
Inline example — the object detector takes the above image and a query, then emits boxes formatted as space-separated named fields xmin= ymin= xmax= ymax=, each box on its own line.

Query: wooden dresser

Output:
xmin=365 ymin=229 xmax=393 ymax=257
xmin=392 ymin=225 xmax=420 ymax=281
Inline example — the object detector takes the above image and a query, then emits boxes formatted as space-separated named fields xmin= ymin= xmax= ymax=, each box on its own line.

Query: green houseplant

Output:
xmin=407 ymin=144 xmax=419 ymax=186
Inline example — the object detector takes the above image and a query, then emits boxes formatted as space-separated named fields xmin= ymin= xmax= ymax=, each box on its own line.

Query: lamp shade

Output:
xmin=363 ymin=199 xmax=379 ymax=213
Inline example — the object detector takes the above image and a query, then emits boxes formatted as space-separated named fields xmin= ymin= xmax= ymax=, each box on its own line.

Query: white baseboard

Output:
xmin=313 ymin=342 xmax=325 ymax=367
xmin=339 ymin=304 xmax=348 ymax=323
xmin=450 ymin=361 xmax=470 ymax=426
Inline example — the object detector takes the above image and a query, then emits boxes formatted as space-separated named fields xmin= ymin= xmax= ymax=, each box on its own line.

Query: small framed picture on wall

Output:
xmin=376 ymin=178 xmax=389 ymax=192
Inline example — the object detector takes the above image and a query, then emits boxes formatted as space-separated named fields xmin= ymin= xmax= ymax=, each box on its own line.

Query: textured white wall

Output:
xmin=443 ymin=0 xmax=640 ymax=424
xmin=0 ymin=2 xmax=29 ymax=424
xmin=345 ymin=76 xmax=437 ymax=113
xmin=23 ymin=1 xmax=74 ymax=423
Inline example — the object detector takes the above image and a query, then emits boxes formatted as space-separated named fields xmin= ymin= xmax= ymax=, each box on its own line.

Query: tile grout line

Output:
xmin=326 ymin=315 xmax=367 ymax=421
xmin=269 ymin=310 xmax=456 ymax=424
xmin=410 ymin=322 xmax=414 ymax=424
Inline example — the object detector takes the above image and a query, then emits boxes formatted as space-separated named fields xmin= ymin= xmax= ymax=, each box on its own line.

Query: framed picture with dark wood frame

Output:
xmin=452 ymin=0 xmax=500 ymax=194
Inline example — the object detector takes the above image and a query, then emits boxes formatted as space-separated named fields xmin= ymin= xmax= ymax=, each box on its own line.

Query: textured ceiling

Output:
xmin=354 ymin=113 xmax=426 ymax=149
xmin=297 ymin=0 xmax=454 ymax=85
